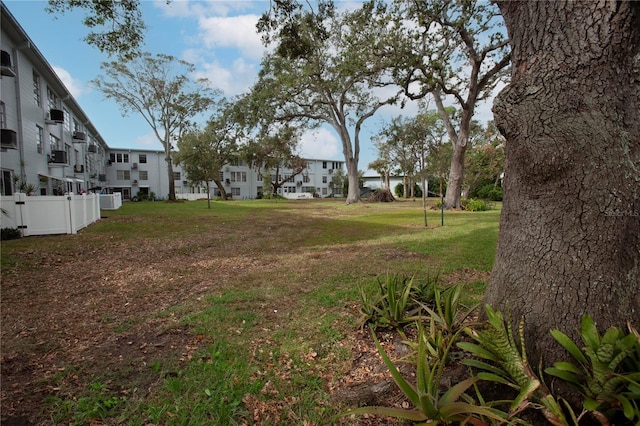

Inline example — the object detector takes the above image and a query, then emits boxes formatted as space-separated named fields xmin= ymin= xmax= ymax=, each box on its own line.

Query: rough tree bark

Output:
xmin=485 ymin=1 xmax=640 ymax=367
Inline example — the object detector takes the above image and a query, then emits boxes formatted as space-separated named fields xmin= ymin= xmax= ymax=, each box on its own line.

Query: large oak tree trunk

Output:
xmin=444 ymin=142 xmax=466 ymax=209
xmin=485 ymin=0 xmax=640 ymax=368
xmin=345 ymin=158 xmax=361 ymax=205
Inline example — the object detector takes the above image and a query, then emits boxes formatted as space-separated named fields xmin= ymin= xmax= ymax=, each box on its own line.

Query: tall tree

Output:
xmin=484 ymin=0 xmax=640 ymax=372
xmin=46 ymin=0 xmax=146 ymax=60
xmin=241 ymin=125 xmax=307 ymax=197
xmin=375 ymin=116 xmax=421 ymax=198
xmin=92 ymin=53 xmax=217 ymax=200
xmin=391 ymin=0 xmax=510 ymax=208
xmin=255 ymin=0 xmax=403 ymax=204
xmin=173 ymin=103 xmax=239 ymax=206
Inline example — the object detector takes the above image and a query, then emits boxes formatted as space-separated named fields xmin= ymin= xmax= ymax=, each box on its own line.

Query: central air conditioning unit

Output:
xmin=49 ymin=109 xmax=64 ymax=123
xmin=1 ymin=50 xmax=15 ymax=77
xmin=1 ymin=129 xmax=18 ymax=149
xmin=74 ymin=164 xmax=84 ymax=173
xmin=50 ymin=150 xmax=67 ymax=164
xmin=131 ymin=163 xmax=137 ymax=169
xmin=88 ymin=144 xmax=97 ymax=153
xmin=72 ymin=131 xmax=86 ymax=141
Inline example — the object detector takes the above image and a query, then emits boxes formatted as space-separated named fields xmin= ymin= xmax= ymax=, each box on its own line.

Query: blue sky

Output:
xmin=5 ymin=0 xmax=498 ymax=174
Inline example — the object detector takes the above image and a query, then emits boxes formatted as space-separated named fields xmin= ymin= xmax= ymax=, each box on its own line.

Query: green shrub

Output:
xmin=1 ymin=228 xmax=21 ymax=240
xmin=476 ymin=184 xmax=503 ymax=201
xmin=461 ymin=198 xmax=488 ymax=211
xmin=394 ymin=182 xmax=423 ymax=198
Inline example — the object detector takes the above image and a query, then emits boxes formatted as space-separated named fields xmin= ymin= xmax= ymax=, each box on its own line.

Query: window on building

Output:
xmin=231 ymin=187 xmax=241 ymax=197
xmin=231 ymin=171 xmax=247 ymax=182
xmin=139 ymin=170 xmax=148 ymax=180
xmin=1 ymin=170 xmax=13 ymax=196
xmin=139 ymin=154 xmax=147 ymax=163
xmin=112 ymin=153 xmax=129 ymax=163
xmin=322 ymin=176 xmax=327 ymax=183
xmin=36 ymin=126 xmax=44 ymax=154
xmin=117 ymin=170 xmax=131 ymax=180
xmin=47 ymin=87 xmax=58 ymax=111
xmin=49 ymin=134 xmax=60 ymax=151
xmin=63 ymin=108 xmax=70 ymax=131
xmin=303 ymin=174 xmax=310 ymax=183
xmin=33 ymin=71 xmax=41 ymax=107
xmin=173 ymin=172 xmax=181 ymax=180
xmin=0 ymin=102 xmax=6 ymax=129
xmin=73 ymin=119 xmax=80 ymax=133
xmin=322 ymin=161 xmax=327 ymax=169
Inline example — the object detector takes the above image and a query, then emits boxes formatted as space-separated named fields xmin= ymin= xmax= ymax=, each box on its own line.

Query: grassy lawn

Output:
xmin=0 ymin=198 xmax=500 ymax=425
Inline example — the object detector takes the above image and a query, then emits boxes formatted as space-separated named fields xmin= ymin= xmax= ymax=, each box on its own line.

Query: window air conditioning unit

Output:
xmin=50 ymin=150 xmax=67 ymax=164
xmin=1 ymin=129 xmax=18 ymax=149
xmin=296 ymin=181 xmax=302 ymax=186
xmin=74 ymin=164 xmax=84 ymax=173
xmin=106 ymin=159 xmax=112 ymax=166
xmin=132 ymin=180 xmax=138 ymax=185
xmin=131 ymin=163 xmax=137 ymax=169
xmin=49 ymin=109 xmax=64 ymax=123
xmin=225 ymin=178 xmax=230 ymax=185
xmin=72 ymin=131 xmax=86 ymax=141
xmin=98 ymin=174 xmax=107 ymax=181
xmin=88 ymin=144 xmax=97 ymax=153
xmin=1 ymin=50 xmax=15 ymax=77
xmin=328 ymin=169 xmax=333 ymax=174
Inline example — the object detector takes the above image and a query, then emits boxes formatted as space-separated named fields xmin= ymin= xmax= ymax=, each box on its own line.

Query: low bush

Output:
xmin=1 ymin=227 xmax=22 ymax=240
xmin=461 ymin=198 xmax=488 ymax=211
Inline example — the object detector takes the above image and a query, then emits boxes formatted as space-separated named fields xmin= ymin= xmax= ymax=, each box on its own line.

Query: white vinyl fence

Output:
xmin=100 ymin=192 xmax=122 ymax=210
xmin=0 ymin=192 xmax=102 ymax=236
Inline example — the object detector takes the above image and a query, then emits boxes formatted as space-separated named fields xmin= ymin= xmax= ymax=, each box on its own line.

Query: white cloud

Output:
xmin=193 ymin=57 xmax=258 ymax=95
xmin=155 ymin=0 xmax=258 ymax=18
xmin=197 ymin=14 xmax=265 ymax=60
xmin=298 ymin=128 xmax=342 ymax=160
xmin=53 ymin=66 xmax=89 ymax=99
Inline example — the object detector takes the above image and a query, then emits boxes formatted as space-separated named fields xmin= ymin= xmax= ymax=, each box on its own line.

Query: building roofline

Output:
xmin=1 ymin=1 xmax=108 ymax=148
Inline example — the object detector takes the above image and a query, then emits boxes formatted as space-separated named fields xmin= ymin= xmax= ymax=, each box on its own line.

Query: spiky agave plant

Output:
xmin=546 ymin=316 xmax=640 ymax=424
xmin=342 ymin=324 xmax=509 ymax=425
xmin=458 ymin=305 xmax=573 ymax=425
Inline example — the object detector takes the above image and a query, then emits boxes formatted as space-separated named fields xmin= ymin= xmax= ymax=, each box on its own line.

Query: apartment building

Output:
xmin=104 ymin=148 xmax=343 ymax=200
xmin=1 ymin=3 xmax=343 ymax=201
xmin=1 ymin=3 xmax=110 ymax=197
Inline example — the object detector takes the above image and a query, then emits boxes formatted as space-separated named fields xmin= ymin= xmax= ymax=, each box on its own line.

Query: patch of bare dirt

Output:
xmin=1 ymin=207 xmax=476 ymax=425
